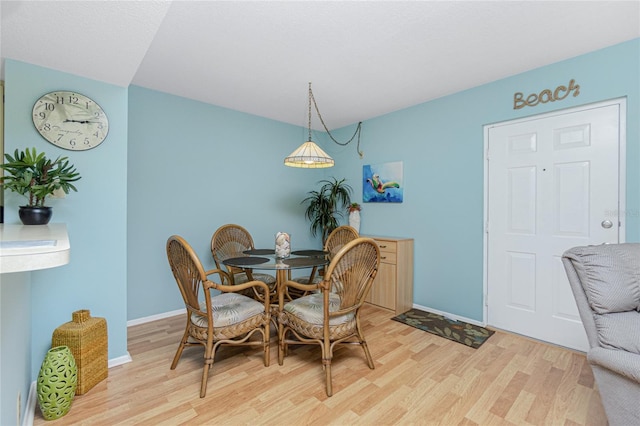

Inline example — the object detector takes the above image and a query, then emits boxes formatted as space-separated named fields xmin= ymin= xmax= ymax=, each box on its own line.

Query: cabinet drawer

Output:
xmin=374 ymin=240 xmax=397 ymax=254
xmin=373 ymin=239 xmax=397 ymax=264
xmin=378 ymin=250 xmax=397 ymax=264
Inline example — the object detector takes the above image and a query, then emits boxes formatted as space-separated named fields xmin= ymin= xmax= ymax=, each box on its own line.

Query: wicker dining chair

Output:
xmin=278 ymin=237 xmax=381 ymax=396
xmin=211 ymin=224 xmax=277 ymax=302
xmin=292 ymin=225 xmax=360 ymax=285
xmin=167 ymin=235 xmax=270 ymax=398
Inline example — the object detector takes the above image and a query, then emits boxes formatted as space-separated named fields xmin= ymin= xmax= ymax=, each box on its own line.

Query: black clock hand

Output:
xmin=64 ymin=119 xmax=98 ymax=124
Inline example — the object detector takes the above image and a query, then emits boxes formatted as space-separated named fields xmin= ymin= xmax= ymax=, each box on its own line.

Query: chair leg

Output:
xmin=263 ymin=325 xmax=270 ymax=367
xmin=356 ymin=321 xmax=375 ymax=369
xmin=170 ymin=323 xmax=190 ymax=369
xmin=278 ymin=323 xmax=286 ymax=365
xmin=200 ymin=361 xmax=212 ymax=398
xmin=324 ymin=358 xmax=333 ymax=397
xmin=322 ymin=338 xmax=334 ymax=396
xmin=200 ymin=342 xmax=215 ymax=398
xmin=170 ymin=342 xmax=185 ymax=370
xmin=361 ymin=340 xmax=375 ymax=369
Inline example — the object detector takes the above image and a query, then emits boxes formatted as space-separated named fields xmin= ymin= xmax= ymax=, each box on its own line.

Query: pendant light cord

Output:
xmin=309 ymin=82 xmax=364 ymax=158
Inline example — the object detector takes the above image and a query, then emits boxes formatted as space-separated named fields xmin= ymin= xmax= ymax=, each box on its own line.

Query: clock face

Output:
xmin=32 ymin=91 xmax=109 ymax=151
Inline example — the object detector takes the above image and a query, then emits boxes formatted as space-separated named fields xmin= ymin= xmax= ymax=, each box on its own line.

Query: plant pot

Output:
xmin=37 ymin=346 xmax=77 ymax=420
xmin=349 ymin=210 xmax=361 ymax=233
xmin=19 ymin=206 xmax=52 ymax=225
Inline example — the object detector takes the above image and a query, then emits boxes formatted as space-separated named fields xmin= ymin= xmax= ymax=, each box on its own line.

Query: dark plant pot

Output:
xmin=19 ymin=206 xmax=53 ymax=225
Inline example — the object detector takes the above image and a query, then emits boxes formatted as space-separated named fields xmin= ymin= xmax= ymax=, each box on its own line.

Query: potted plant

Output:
xmin=302 ymin=177 xmax=352 ymax=243
xmin=347 ymin=202 xmax=361 ymax=233
xmin=0 ymin=147 xmax=81 ymax=225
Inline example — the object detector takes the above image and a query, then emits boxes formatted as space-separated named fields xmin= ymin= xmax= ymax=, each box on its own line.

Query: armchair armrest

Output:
xmin=282 ymin=279 xmax=320 ymax=293
xmin=204 ymin=269 xmax=270 ymax=311
xmin=588 ymin=347 xmax=640 ymax=383
xmin=278 ymin=279 xmax=320 ymax=308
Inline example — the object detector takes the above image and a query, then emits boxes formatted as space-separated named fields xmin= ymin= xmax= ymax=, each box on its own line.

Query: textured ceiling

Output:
xmin=1 ymin=1 xmax=639 ymax=130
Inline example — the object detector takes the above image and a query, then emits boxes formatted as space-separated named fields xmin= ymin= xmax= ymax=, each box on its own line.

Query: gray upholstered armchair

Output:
xmin=562 ymin=243 xmax=640 ymax=425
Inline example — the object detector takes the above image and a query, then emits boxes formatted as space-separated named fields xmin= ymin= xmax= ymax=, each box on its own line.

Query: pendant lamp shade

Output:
xmin=284 ymin=141 xmax=334 ymax=168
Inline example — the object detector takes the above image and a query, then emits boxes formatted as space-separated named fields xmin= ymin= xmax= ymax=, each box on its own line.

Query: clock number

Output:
xmin=69 ymin=138 xmax=76 ymax=147
xmin=84 ymin=138 xmax=91 ymax=146
xmin=44 ymin=102 xmax=54 ymax=111
xmin=43 ymin=123 xmax=51 ymax=132
xmin=38 ymin=112 xmax=46 ymax=120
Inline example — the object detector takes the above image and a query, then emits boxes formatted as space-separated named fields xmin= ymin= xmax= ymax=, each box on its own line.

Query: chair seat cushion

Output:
xmin=191 ymin=293 xmax=265 ymax=328
xmin=234 ymin=272 xmax=276 ymax=289
xmin=595 ymin=310 xmax=640 ymax=354
xmin=284 ymin=292 xmax=353 ymax=326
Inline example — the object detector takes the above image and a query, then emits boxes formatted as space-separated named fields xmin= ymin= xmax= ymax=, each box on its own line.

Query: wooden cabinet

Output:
xmin=364 ymin=236 xmax=413 ymax=314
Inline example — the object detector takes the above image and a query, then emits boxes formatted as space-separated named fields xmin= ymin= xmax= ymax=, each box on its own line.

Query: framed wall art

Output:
xmin=363 ymin=161 xmax=403 ymax=203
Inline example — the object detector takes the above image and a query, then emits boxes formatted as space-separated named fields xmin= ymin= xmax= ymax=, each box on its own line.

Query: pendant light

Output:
xmin=284 ymin=83 xmax=362 ymax=168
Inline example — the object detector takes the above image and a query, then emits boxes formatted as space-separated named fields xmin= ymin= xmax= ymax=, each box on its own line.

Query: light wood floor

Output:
xmin=34 ymin=304 xmax=607 ymax=425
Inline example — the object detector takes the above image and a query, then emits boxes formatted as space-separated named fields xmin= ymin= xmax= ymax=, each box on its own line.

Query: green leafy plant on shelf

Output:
xmin=0 ymin=147 xmax=81 ymax=207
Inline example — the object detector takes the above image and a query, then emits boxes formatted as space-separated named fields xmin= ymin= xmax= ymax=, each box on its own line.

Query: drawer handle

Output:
xmin=379 ymin=244 xmax=387 ymax=248
xmin=380 ymin=256 xmax=387 ymax=260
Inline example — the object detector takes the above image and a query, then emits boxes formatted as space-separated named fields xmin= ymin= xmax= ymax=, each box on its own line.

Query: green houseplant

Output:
xmin=302 ymin=177 xmax=353 ymax=243
xmin=0 ymin=147 xmax=81 ymax=225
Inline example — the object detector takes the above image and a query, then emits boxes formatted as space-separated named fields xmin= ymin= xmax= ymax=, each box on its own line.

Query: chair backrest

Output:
xmin=323 ymin=237 xmax=380 ymax=313
xmin=324 ymin=225 xmax=359 ymax=259
xmin=167 ymin=235 xmax=210 ymax=317
xmin=211 ymin=224 xmax=255 ymax=270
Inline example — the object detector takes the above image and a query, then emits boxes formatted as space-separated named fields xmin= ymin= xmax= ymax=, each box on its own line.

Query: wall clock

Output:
xmin=32 ymin=91 xmax=109 ymax=151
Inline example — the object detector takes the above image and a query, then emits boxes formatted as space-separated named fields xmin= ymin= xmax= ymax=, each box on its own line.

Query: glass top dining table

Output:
xmin=222 ymin=249 xmax=329 ymax=300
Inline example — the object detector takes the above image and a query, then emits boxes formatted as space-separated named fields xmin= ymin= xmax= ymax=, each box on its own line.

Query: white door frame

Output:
xmin=482 ymin=98 xmax=627 ymax=326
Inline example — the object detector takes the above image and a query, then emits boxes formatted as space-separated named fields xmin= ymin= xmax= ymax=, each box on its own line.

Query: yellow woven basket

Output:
xmin=52 ymin=309 xmax=108 ymax=395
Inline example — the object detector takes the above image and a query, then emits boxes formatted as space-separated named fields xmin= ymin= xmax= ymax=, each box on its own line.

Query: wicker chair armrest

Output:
xmin=204 ymin=268 xmax=231 ymax=282
xmin=206 ymin=279 xmax=268 ymax=294
xmin=205 ymin=279 xmax=270 ymax=311
xmin=282 ymin=279 xmax=320 ymax=293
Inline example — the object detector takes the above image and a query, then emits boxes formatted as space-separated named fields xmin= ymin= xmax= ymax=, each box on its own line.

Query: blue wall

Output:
xmin=0 ymin=272 xmax=31 ymax=426
xmin=326 ymin=38 xmax=639 ymax=320
xmin=3 ymin=60 xmax=129 ymax=376
xmin=1 ymin=38 xmax=638 ymax=424
xmin=127 ymin=86 xmax=323 ymax=320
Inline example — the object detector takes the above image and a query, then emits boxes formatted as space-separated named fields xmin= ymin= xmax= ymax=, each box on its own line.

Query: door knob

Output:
xmin=601 ymin=220 xmax=613 ymax=229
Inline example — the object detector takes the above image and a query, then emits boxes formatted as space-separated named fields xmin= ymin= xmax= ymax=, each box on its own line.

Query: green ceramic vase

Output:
xmin=37 ymin=346 xmax=78 ymax=420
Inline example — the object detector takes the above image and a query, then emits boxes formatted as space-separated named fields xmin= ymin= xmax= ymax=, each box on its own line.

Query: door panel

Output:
xmin=486 ymin=102 xmax=622 ymax=351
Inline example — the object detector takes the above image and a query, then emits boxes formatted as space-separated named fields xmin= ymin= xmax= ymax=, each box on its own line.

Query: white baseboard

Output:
xmin=127 ymin=308 xmax=185 ymax=327
xmin=412 ymin=303 xmax=485 ymax=327
xmin=109 ymin=352 xmax=132 ymax=368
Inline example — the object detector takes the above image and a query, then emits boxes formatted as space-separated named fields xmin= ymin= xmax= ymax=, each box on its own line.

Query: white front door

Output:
xmin=485 ymin=100 xmax=625 ymax=352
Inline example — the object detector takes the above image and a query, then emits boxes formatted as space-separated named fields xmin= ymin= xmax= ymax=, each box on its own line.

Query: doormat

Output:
xmin=391 ymin=309 xmax=495 ymax=349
